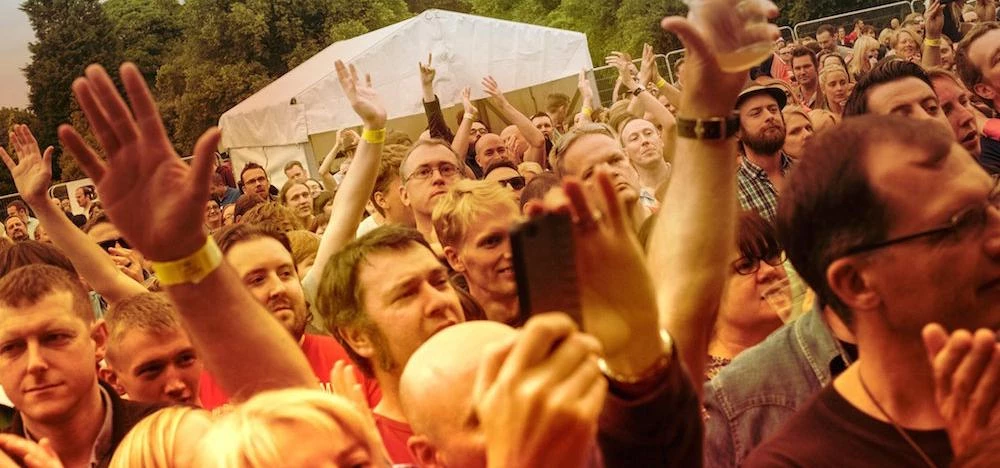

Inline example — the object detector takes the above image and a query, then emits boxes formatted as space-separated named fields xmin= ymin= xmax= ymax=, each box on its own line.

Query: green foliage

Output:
xmin=102 ymin=0 xmax=184 ymax=86
xmin=0 ymin=108 xmax=41 ymax=195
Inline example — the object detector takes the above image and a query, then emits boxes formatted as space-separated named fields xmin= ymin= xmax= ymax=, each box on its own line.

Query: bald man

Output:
xmin=400 ymin=315 xmax=701 ymax=467
xmin=474 ymin=133 xmax=510 ymax=171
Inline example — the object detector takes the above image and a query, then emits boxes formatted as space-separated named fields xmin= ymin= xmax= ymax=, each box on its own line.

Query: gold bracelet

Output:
xmin=656 ymin=77 xmax=667 ymax=88
xmin=924 ymin=37 xmax=942 ymax=47
xmin=361 ymin=128 xmax=386 ymax=144
xmin=150 ymin=237 xmax=223 ymax=286
xmin=597 ymin=329 xmax=673 ymax=384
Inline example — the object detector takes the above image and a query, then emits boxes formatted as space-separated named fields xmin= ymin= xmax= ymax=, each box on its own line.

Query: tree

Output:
xmin=102 ymin=0 xmax=184 ymax=87
xmin=0 ymin=108 xmax=41 ymax=195
xmin=21 ymin=0 xmax=121 ymax=181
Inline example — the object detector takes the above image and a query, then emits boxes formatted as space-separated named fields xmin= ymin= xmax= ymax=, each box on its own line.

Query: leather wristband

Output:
xmin=598 ymin=329 xmax=673 ymax=384
xmin=361 ymin=128 xmax=386 ymax=144
xmin=675 ymin=113 xmax=740 ymax=140
xmin=150 ymin=237 xmax=223 ymax=286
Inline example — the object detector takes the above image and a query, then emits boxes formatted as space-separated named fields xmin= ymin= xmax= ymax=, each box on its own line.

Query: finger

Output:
xmin=548 ymin=350 xmax=603 ymax=404
xmin=660 ymin=17 xmax=720 ymax=70
xmin=968 ymin=342 xmax=1000 ymax=428
xmin=0 ymin=147 xmax=14 ymax=172
xmin=191 ymin=127 xmax=222 ymax=201
xmin=498 ymin=313 xmax=577 ymax=382
xmin=950 ymin=330 xmax=997 ymax=406
xmin=41 ymin=146 xmax=54 ymax=169
xmin=932 ymin=329 xmax=973 ymax=398
xmin=923 ymin=323 xmax=950 ymax=362
xmin=58 ymin=125 xmax=107 ymax=183
xmin=594 ymin=171 xmax=626 ymax=232
xmin=427 ymin=53 xmax=432 ymax=67
xmin=121 ymin=63 xmax=171 ymax=148
xmin=530 ymin=333 xmax=600 ymax=387
xmin=561 ymin=177 xmax=597 ymax=227
xmin=365 ymin=73 xmax=372 ymax=88
xmin=71 ymin=77 xmax=122 ymax=156
xmin=578 ymin=362 xmax=608 ymax=420
xmin=0 ymin=434 xmax=45 ymax=461
xmin=349 ymin=64 xmax=360 ymax=87
xmin=84 ymin=64 xmax=140 ymax=151
xmin=472 ymin=335 xmax=515 ymax=405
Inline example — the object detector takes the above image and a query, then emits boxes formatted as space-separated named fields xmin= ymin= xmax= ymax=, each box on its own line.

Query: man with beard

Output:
xmin=196 ymin=224 xmax=379 ymax=410
xmin=4 ymin=216 xmax=29 ymax=242
xmin=736 ymin=83 xmax=790 ymax=222
xmin=791 ymin=47 xmax=819 ymax=108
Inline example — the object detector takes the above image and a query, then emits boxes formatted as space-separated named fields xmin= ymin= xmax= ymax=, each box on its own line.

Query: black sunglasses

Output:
xmin=98 ymin=237 xmax=130 ymax=252
xmin=498 ymin=176 xmax=526 ymax=190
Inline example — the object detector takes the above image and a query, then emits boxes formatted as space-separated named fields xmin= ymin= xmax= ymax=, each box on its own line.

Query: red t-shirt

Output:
xmin=374 ymin=413 xmax=416 ymax=465
xmin=198 ymin=334 xmax=381 ymax=410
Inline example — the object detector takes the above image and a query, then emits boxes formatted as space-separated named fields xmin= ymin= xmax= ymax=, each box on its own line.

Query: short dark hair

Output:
xmin=816 ymin=24 xmax=836 ymax=37
xmin=240 ymin=162 xmax=268 ymax=185
xmin=482 ymin=159 xmax=519 ymax=178
xmin=283 ymin=161 xmax=304 ymax=172
xmin=530 ymin=112 xmax=552 ymax=122
xmin=0 ymin=264 xmax=93 ymax=323
xmin=790 ymin=46 xmax=818 ymax=69
xmin=519 ymin=172 xmax=561 ymax=209
xmin=314 ymin=226 xmax=433 ymax=377
xmin=215 ymin=223 xmax=292 ymax=256
xmin=81 ymin=211 xmax=112 ymax=234
xmin=7 ymin=200 xmax=28 ymax=215
xmin=0 ymin=241 xmax=77 ymax=277
xmin=956 ymin=23 xmax=1000 ymax=101
xmin=843 ymin=60 xmax=932 ymax=117
xmin=233 ymin=193 xmax=266 ymax=220
xmin=313 ymin=191 xmax=334 ymax=216
xmin=736 ymin=210 xmax=781 ymax=262
xmin=775 ymin=115 xmax=953 ymax=326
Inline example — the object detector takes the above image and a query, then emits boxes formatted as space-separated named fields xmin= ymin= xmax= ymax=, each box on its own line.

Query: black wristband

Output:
xmin=675 ymin=113 xmax=741 ymax=140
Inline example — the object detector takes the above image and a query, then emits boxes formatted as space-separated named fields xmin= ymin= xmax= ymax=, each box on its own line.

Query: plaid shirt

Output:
xmin=737 ymin=153 xmax=794 ymax=222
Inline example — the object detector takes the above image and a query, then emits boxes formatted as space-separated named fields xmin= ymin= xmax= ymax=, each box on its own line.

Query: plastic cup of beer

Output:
xmin=683 ymin=0 xmax=777 ymax=72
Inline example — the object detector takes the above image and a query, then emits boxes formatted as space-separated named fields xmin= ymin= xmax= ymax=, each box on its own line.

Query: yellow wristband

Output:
xmin=582 ymin=106 xmax=593 ymax=117
xmin=656 ymin=77 xmax=667 ymax=88
xmin=924 ymin=37 xmax=942 ymax=47
xmin=361 ymin=128 xmax=386 ymax=144
xmin=151 ymin=237 xmax=223 ymax=286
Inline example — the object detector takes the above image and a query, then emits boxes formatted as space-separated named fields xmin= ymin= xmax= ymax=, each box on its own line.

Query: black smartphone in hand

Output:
xmin=510 ymin=212 xmax=583 ymax=328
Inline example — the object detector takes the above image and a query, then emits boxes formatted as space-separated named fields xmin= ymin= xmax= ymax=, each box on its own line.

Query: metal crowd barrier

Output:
xmin=793 ymin=1 xmax=915 ymax=40
xmin=589 ymin=55 xmax=670 ymax=108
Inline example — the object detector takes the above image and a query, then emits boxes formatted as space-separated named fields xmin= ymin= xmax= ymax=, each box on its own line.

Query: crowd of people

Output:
xmin=0 ymin=0 xmax=996 ymax=467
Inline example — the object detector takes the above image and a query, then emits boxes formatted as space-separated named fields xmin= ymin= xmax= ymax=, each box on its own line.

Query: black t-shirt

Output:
xmin=743 ymin=384 xmax=953 ymax=468
xmin=977 ymin=136 xmax=1000 ymax=175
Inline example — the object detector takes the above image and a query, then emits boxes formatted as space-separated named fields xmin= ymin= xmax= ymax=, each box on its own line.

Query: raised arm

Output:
xmin=577 ymin=71 xmax=595 ymax=124
xmin=420 ymin=54 xmax=455 ymax=142
xmin=451 ymin=87 xmax=477 ymax=157
xmin=1 ymin=125 xmax=146 ymax=304
xmin=59 ymin=62 xmax=314 ymax=396
xmin=649 ymin=10 xmax=778 ymax=398
xmin=609 ymin=47 xmax=678 ymax=163
xmin=317 ymin=129 xmax=345 ymax=190
xmin=481 ymin=76 xmax=546 ymax=150
xmin=923 ymin=1 xmax=944 ymax=69
xmin=303 ymin=62 xmax=386 ymax=292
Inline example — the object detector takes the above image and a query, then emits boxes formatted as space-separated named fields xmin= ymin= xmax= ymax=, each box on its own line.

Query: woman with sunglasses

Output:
xmin=482 ymin=160 xmax=526 ymax=205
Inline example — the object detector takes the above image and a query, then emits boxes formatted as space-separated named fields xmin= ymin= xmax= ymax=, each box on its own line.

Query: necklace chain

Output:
xmin=857 ymin=368 xmax=938 ymax=468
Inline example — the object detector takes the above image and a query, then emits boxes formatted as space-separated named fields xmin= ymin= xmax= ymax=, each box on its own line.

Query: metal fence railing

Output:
xmin=779 ymin=26 xmax=796 ymax=42
xmin=793 ymin=1 xmax=914 ymax=40
xmin=588 ymin=55 xmax=670 ymax=108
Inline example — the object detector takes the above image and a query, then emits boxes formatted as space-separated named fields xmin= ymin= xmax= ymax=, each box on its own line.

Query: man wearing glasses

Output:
xmin=399 ymin=140 xmax=466 ymax=255
xmin=482 ymin=160 xmax=525 ymax=205
xmin=744 ymin=115 xmax=1000 ymax=466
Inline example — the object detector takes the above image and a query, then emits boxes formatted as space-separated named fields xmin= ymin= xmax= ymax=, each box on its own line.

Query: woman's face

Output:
xmin=205 ymin=201 xmax=221 ymax=228
xmin=305 ymin=179 xmax=323 ymax=198
xmin=896 ymin=31 xmax=917 ymax=58
xmin=782 ymin=113 xmax=814 ymax=159
xmin=717 ymin=253 xmax=789 ymax=333
xmin=822 ymin=69 xmax=851 ymax=109
xmin=222 ymin=204 xmax=236 ymax=226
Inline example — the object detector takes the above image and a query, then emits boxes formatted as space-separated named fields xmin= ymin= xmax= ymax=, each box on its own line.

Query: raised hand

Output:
xmin=577 ymin=70 xmax=594 ymax=107
xmin=639 ymin=43 xmax=658 ymax=87
xmin=0 ymin=125 xmax=55 ymax=204
xmin=419 ymin=53 xmax=436 ymax=89
xmin=605 ymin=52 xmax=638 ymax=91
xmin=461 ymin=86 xmax=478 ymax=119
xmin=925 ymin=0 xmax=944 ymax=39
xmin=58 ymin=63 xmax=219 ymax=262
xmin=922 ymin=324 xmax=1000 ymax=456
xmin=482 ymin=76 xmax=511 ymax=108
xmin=336 ymin=60 xmax=386 ymax=129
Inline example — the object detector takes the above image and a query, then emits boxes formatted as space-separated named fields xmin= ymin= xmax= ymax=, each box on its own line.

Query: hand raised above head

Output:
xmin=419 ymin=53 xmax=436 ymax=87
xmin=58 ymin=63 xmax=219 ymax=262
xmin=336 ymin=60 xmax=386 ymax=129
xmin=0 ymin=125 xmax=54 ymax=204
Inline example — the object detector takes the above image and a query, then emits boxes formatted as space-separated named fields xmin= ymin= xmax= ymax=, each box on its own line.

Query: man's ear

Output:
xmin=408 ymin=435 xmax=443 ymax=468
xmin=98 ymin=367 xmax=127 ymax=396
xmin=338 ymin=327 xmax=375 ymax=360
xmin=91 ymin=319 xmax=108 ymax=363
xmin=826 ymin=257 xmax=882 ymax=314
xmin=374 ymin=191 xmax=389 ymax=212
xmin=973 ymin=82 xmax=996 ymax=102
xmin=400 ymin=184 xmax=412 ymax=208
xmin=443 ymin=246 xmax=465 ymax=273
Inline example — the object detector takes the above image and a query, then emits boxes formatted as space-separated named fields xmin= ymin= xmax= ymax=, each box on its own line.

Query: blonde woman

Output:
xmin=109 ymin=406 xmax=213 ymax=468
xmin=890 ymin=28 xmax=920 ymax=62
xmin=849 ymin=36 xmax=881 ymax=80
xmin=781 ymin=106 xmax=814 ymax=160
xmin=818 ymin=65 xmax=852 ymax=119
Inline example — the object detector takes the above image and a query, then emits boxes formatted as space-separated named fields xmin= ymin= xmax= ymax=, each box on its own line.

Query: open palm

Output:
xmin=1 ymin=125 xmax=55 ymax=203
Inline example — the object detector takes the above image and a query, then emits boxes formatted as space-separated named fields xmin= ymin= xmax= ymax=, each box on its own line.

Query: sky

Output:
xmin=0 ymin=0 xmax=34 ymax=109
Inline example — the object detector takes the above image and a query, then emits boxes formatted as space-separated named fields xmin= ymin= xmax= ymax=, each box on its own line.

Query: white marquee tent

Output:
xmin=218 ymin=9 xmax=593 ymax=188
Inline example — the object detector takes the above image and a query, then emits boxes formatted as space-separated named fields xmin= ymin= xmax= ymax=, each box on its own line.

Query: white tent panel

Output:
xmin=221 ymin=102 xmax=309 ymax=149
xmin=229 ymin=143 xmax=313 ymax=191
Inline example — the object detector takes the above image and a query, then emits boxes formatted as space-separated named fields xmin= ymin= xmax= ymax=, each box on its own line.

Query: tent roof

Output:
xmin=219 ymin=9 xmax=592 ymax=149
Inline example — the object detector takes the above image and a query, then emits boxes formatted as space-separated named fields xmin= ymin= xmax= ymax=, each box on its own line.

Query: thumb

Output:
xmin=922 ymin=323 xmax=949 ymax=363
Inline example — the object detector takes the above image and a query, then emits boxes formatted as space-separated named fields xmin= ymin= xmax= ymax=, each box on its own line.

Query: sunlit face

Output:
xmin=33 ymin=225 xmax=51 ymax=244
xmin=932 ymin=76 xmax=981 ymax=157
xmin=74 ymin=188 xmax=88 ymax=207
xmin=222 ymin=204 xmax=236 ymax=226
xmin=107 ymin=328 xmax=201 ymax=405
xmin=532 ymin=115 xmax=554 ymax=139
xmin=401 ymin=145 xmax=463 ymax=217
xmin=561 ymin=134 xmax=641 ymax=206
xmin=284 ymin=165 xmax=306 ymax=183
xmin=469 ymin=122 xmax=488 ymax=145
xmin=205 ymin=201 xmax=221 ymax=229
xmin=865 ymin=77 xmax=952 ymax=136
xmin=357 ymin=246 xmax=465 ymax=376
xmin=621 ymin=119 xmax=664 ymax=169
xmin=779 ymin=46 xmax=793 ymax=63
xmin=895 ymin=30 xmax=918 ymax=58
xmin=475 ymin=134 xmax=508 ymax=170
xmin=782 ymin=113 xmax=814 ymax=159
xmin=822 ymin=69 xmax=851 ymax=108
xmin=5 ymin=217 xmax=28 ymax=242
xmin=284 ymin=183 xmax=313 ymax=220
xmin=445 ymin=205 xmax=521 ymax=324
xmin=817 ymin=31 xmax=837 ymax=52
xmin=242 ymin=168 xmax=270 ymax=199
xmin=0 ymin=292 xmax=101 ymax=425
xmin=305 ymin=179 xmax=323 ymax=199
xmin=719 ymin=254 xmax=788 ymax=331
xmin=226 ymin=237 xmax=309 ymax=341
xmin=792 ymin=55 xmax=817 ymax=87
xmin=965 ymin=29 xmax=1000 ymax=105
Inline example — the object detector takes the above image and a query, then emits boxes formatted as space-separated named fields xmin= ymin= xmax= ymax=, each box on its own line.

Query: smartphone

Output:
xmin=509 ymin=212 xmax=583 ymax=328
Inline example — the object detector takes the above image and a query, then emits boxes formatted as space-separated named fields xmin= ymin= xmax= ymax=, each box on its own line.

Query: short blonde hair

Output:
xmin=109 ymin=406 xmax=210 ymax=468
xmin=104 ymin=292 xmax=182 ymax=368
xmin=432 ymin=179 xmax=520 ymax=249
xmin=193 ymin=389 xmax=388 ymax=467
xmin=284 ymin=229 xmax=320 ymax=267
xmin=782 ymin=105 xmax=812 ymax=124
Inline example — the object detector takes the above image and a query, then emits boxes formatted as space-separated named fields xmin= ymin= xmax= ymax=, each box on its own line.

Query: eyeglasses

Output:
xmin=841 ymin=176 xmax=1000 ymax=257
xmin=405 ymin=162 xmax=461 ymax=182
xmin=98 ymin=237 xmax=130 ymax=252
xmin=470 ymin=128 xmax=488 ymax=136
xmin=732 ymin=252 xmax=786 ymax=276
xmin=498 ymin=176 xmax=526 ymax=190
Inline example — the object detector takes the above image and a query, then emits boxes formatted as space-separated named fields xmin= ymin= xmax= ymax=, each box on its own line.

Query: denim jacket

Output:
xmin=703 ymin=307 xmax=851 ymax=468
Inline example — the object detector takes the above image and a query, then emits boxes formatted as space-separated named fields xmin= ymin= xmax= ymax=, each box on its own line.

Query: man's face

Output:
xmin=86 ymin=222 xmax=125 ymax=252
xmin=226 ymin=237 xmax=309 ymax=340
xmin=210 ymin=179 xmax=227 ymax=199
xmin=469 ymin=122 xmax=488 ymax=145
xmin=779 ymin=46 xmax=793 ymax=63
xmin=5 ymin=217 xmax=26 ymax=242
xmin=865 ymin=77 xmax=952 ymax=136
xmin=532 ymin=115 xmax=554 ymax=139
xmin=498 ymin=126 xmax=527 ymax=163
xmin=792 ymin=55 xmax=817 ymax=87
xmin=857 ymin=142 xmax=1000 ymax=334
xmin=379 ymin=176 xmax=414 ymax=226
xmin=560 ymin=133 xmax=641 ymax=205
xmin=940 ymin=43 xmax=955 ymax=69
xmin=0 ymin=292 xmax=101 ymax=424
xmin=445 ymin=206 xmax=521 ymax=325
xmin=483 ymin=167 xmax=524 ymax=205
xmin=59 ymin=199 xmax=72 ymax=213
xmin=965 ymin=29 xmax=1000 ymax=106
xmin=357 ymin=245 xmax=465 ymax=376
xmin=7 ymin=206 xmax=24 ymax=223
xmin=241 ymin=168 xmax=270 ymax=199
xmin=107 ymin=327 xmax=201 ymax=405
xmin=284 ymin=183 xmax=313 ymax=220
xmin=285 ymin=165 xmax=306 ymax=183
xmin=739 ymin=94 xmax=786 ymax=155
xmin=817 ymin=31 xmax=837 ymax=52
xmin=783 ymin=113 xmax=814 ymax=159
xmin=401 ymin=145 xmax=463 ymax=217
xmin=474 ymin=134 xmax=508 ymax=169
xmin=932 ymin=77 xmax=982 ymax=157
xmin=74 ymin=188 xmax=89 ymax=208
xmin=621 ymin=119 xmax=664 ymax=169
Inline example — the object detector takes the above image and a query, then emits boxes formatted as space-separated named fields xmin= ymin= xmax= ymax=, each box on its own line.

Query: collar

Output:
xmin=23 ymin=385 xmax=113 ymax=468
xmin=740 ymin=152 xmax=793 ymax=178
xmin=792 ymin=304 xmax=852 ymax=386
